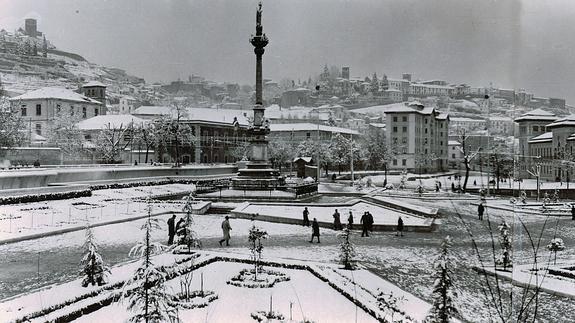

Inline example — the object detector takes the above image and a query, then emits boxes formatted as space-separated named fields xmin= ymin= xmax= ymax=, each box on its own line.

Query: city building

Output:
xmin=80 ymin=81 xmax=107 ymax=114
xmin=280 ymin=88 xmax=311 ymax=108
xmin=385 ymin=101 xmax=449 ymax=173
xmin=10 ymin=87 xmax=102 ymax=141
xmin=448 ymin=140 xmax=462 ymax=169
xmin=118 ymin=96 xmax=140 ymax=115
xmin=268 ymin=123 xmax=359 ymax=143
xmin=341 ymin=66 xmax=350 ymax=80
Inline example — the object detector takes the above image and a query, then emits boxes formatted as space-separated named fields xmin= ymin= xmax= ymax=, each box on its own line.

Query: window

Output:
xmin=82 ymin=107 xmax=87 ymax=118
xmin=425 ymin=128 xmax=428 ymax=134
xmin=452 ymin=153 xmax=456 ymax=158
xmin=393 ymin=137 xmax=398 ymax=144
xmin=533 ymin=125 xmax=539 ymax=132
xmin=393 ymin=126 xmax=398 ymax=133
xmin=393 ymin=116 xmax=398 ymax=122
xmin=306 ymin=132 xmax=311 ymax=138
xmin=402 ymin=137 xmax=407 ymax=144
xmin=35 ymin=123 xmax=42 ymax=135
xmin=85 ymin=134 xmax=92 ymax=140
xmin=56 ymin=104 xmax=61 ymax=113
xmin=440 ymin=141 xmax=443 ymax=145
xmin=95 ymin=108 xmax=99 ymax=116
xmin=21 ymin=106 xmax=27 ymax=116
xmin=70 ymin=106 xmax=74 ymax=115
xmin=393 ymin=159 xmax=398 ymax=166
xmin=36 ymin=104 xmax=42 ymax=116
xmin=402 ymin=116 xmax=407 ymax=122
xmin=402 ymin=126 xmax=407 ymax=133
xmin=402 ymin=159 xmax=406 ymax=166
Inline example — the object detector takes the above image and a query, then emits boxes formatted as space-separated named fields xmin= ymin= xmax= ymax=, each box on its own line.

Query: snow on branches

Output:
xmin=496 ymin=221 xmax=513 ymax=271
xmin=547 ymin=237 xmax=566 ymax=265
xmin=425 ymin=235 xmax=458 ymax=323
xmin=338 ymin=226 xmax=356 ymax=270
xmin=80 ymin=225 xmax=110 ymax=287
xmin=121 ymin=202 xmax=178 ymax=323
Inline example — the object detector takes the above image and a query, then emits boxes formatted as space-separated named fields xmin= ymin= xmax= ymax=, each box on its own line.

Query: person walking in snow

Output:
xmin=360 ymin=212 xmax=370 ymax=237
xmin=478 ymin=203 xmax=485 ymax=221
xmin=348 ymin=211 xmax=354 ymax=229
xmin=367 ymin=211 xmax=374 ymax=232
xmin=167 ymin=214 xmax=176 ymax=245
xmin=333 ymin=209 xmax=342 ymax=230
xmin=396 ymin=216 xmax=404 ymax=237
xmin=219 ymin=216 xmax=232 ymax=246
xmin=302 ymin=207 xmax=310 ymax=226
xmin=309 ymin=218 xmax=320 ymax=243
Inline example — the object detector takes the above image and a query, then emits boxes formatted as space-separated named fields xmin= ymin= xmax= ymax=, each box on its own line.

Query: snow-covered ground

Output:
xmin=1 ymin=248 xmax=438 ymax=323
xmin=1 ymin=176 xmax=575 ymax=322
xmin=233 ymin=201 xmax=433 ymax=228
xmin=0 ymin=184 xmax=195 ymax=244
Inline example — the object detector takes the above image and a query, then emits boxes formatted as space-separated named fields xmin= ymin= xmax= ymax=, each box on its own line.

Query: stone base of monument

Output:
xmin=231 ymin=161 xmax=281 ymax=190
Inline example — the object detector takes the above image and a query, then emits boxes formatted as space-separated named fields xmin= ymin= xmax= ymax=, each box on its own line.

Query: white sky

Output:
xmin=1 ymin=0 xmax=575 ymax=103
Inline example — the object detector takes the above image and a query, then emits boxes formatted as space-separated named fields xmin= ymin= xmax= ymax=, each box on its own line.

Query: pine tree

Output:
xmin=248 ymin=225 xmax=268 ymax=281
xmin=426 ymin=236 xmax=458 ymax=323
xmin=338 ymin=226 xmax=356 ymax=270
xmin=177 ymin=193 xmax=201 ymax=252
xmin=80 ymin=225 xmax=110 ymax=287
xmin=370 ymin=72 xmax=379 ymax=95
xmin=42 ymin=35 xmax=47 ymax=57
xmin=496 ymin=221 xmax=513 ymax=271
xmin=122 ymin=202 xmax=178 ymax=323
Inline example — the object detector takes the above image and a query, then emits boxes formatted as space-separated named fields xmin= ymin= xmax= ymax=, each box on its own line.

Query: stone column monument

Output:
xmin=232 ymin=2 xmax=280 ymax=189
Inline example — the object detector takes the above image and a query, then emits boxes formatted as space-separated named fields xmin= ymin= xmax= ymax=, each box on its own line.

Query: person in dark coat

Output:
xmin=167 ymin=214 xmax=176 ymax=245
xmin=333 ymin=209 xmax=342 ymax=230
xmin=571 ymin=205 xmax=575 ymax=220
xmin=367 ymin=211 xmax=374 ymax=232
xmin=309 ymin=218 xmax=320 ymax=243
xmin=302 ymin=207 xmax=310 ymax=226
xmin=396 ymin=216 xmax=404 ymax=236
xmin=360 ymin=212 xmax=370 ymax=237
xmin=348 ymin=211 xmax=354 ymax=228
xmin=478 ymin=203 xmax=485 ymax=221
xmin=219 ymin=216 xmax=232 ymax=246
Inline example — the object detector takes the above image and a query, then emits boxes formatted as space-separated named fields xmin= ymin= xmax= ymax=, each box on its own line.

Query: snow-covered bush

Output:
xmin=121 ymin=202 xmax=178 ymax=323
xmin=496 ymin=221 xmax=513 ymax=271
xmin=80 ymin=225 xmax=110 ymax=287
xmin=338 ymin=227 xmax=356 ymax=270
xmin=376 ymin=290 xmax=406 ymax=322
xmin=546 ymin=238 xmax=565 ymax=265
xmin=0 ymin=189 xmax=92 ymax=206
xmin=425 ymin=235 xmax=458 ymax=323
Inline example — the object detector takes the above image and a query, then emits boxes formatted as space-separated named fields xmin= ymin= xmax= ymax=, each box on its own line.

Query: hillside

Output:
xmin=0 ymin=28 xmax=145 ymax=102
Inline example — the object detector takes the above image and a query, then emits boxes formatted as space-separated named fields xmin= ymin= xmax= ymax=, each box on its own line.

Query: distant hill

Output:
xmin=0 ymin=31 xmax=145 ymax=101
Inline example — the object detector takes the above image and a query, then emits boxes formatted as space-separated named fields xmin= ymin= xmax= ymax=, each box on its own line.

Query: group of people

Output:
xmin=302 ymin=207 xmax=404 ymax=239
xmin=167 ymin=214 xmax=188 ymax=245
xmin=167 ymin=214 xmax=232 ymax=247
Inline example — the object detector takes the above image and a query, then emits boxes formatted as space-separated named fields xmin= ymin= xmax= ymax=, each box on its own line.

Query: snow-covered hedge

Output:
xmin=0 ymin=189 xmax=92 ymax=206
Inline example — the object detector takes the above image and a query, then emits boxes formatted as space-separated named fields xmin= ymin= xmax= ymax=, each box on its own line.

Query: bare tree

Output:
xmin=0 ymin=97 xmax=24 ymax=158
xmin=48 ymin=109 xmax=84 ymax=158
xmin=457 ymin=128 xmax=480 ymax=192
xmin=96 ymin=122 xmax=133 ymax=163
xmin=154 ymin=101 xmax=194 ymax=166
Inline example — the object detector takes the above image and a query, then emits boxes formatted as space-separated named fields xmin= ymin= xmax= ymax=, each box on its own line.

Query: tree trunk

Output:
xmin=463 ymin=159 xmax=470 ymax=192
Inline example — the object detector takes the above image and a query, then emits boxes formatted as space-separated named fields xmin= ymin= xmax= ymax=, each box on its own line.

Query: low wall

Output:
xmin=0 ymin=165 xmax=238 ymax=190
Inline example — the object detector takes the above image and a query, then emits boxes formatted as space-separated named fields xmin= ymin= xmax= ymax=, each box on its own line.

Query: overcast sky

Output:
xmin=1 ymin=0 xmax=575 ymax=103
